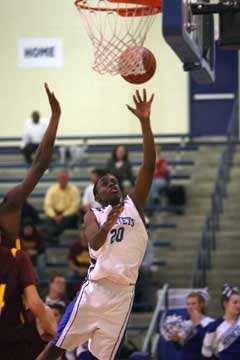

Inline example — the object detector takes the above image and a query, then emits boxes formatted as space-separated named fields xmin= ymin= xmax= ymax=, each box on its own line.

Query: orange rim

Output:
xmin=75 ymin=0 xmax=162 ymax=16
xmin=107 ymin=0 xmax=161 ymax=6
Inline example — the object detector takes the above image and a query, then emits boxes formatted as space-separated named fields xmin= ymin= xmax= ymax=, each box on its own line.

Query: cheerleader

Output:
xmin=202 ymin=284 xmax=240 ymax=360
xmin=166 ymin=291 xmax=215 ymax=360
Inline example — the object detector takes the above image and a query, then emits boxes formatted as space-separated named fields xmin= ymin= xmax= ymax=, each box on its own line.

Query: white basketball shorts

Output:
xmin=52 ymin=278 xmax=135 ymax=360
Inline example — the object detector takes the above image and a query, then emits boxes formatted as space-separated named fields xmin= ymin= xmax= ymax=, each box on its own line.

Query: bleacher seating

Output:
xmin=0 ymin=135 xmax=195 ymax=277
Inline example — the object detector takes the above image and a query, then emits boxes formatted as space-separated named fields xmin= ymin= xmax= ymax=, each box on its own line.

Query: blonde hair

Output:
xmin=187 ymin=292 xmax=206 ymax=314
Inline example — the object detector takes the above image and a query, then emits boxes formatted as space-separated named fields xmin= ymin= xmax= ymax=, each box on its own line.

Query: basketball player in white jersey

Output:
xmin=37 ymin=89 xmax=156 ymax=360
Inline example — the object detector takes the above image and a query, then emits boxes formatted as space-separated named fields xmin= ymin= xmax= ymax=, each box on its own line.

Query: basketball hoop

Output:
xmin=74 ymin=0 xmax=162 ymax=76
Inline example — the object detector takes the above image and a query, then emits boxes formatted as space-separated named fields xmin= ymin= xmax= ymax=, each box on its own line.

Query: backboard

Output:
xmin=162 ymin=0 xmax=215 ymax=84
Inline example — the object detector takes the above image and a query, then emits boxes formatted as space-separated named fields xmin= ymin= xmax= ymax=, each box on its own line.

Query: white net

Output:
xmin=75 ymin=0 xmax=160 ymax=76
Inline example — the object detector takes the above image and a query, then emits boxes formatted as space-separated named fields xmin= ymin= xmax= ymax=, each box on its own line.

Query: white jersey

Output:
xmin=89 ymin=195 xmax=148 ymax=285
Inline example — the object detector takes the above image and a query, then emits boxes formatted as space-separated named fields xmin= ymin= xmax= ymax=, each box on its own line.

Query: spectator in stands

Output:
xmin=202 ymin=284 xmax=240 ymax=360
xmin=82 ymin=168 xmax=106 ymax=213
xmin=59 ymin=138 xmax=88 ymax=167
xmin=43 ymin=170 xmax=80 ymax=243
xmin=20 ymin=217 xmax=46 ymax=280
xmin=134 ymin=217 xmax=154 ymax=310
xmin=48 ymin=303 xmax=66 ymax=326
xmin=21 ymin=200 xmax=41 ymax=226
xmin=45 ymin=274 xmax=67 ymax=307
xmin=66 ymin=224 xmax=90 ymax=299
xmin=170 ymin=291 xmax=214 ymax=360
xmin=134 ymin=239 xmax=154 ymax=310
xmin=146 ymin=145 xmax=169 ymax=210
xmin=105 ymin=144 xmax=134 ymax=195
xmin=21 ymin=110 xmax=49 ymax=164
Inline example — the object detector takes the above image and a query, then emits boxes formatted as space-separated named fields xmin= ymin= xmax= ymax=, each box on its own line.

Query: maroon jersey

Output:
xmin=0 ymin=245 xmax=35 ymax=344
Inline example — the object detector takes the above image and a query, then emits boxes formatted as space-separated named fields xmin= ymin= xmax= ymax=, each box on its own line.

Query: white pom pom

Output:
xmin=161 ymin=315 xmax=197 ymax=343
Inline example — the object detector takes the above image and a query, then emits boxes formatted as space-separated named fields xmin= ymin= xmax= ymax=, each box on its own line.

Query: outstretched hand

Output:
xmin=127 ymin=89 xmax=154 ymax=122
xmin=45 ymin=82 xmax=61 ymax=117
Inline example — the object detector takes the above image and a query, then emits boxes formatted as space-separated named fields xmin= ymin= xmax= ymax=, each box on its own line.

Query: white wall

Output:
xmin=0 ymin=0 xmax=188 ymax=137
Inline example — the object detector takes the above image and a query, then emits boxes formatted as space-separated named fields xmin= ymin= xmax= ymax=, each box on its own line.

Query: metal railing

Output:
xmin=0 ymin=133 xmax=191 ymax=147
xmin=192 ymin=100 xmax=239 ymax=287
xmin=142 ymin=284 xmax=169 ymax=357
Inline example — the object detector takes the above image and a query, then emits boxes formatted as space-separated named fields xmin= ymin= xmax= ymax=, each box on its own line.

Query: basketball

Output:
xmin=119 ymin=47 xmax=157 ymax=85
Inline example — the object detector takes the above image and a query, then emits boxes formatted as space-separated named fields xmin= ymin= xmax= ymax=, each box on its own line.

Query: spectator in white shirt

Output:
xmin=82 ymin=168 xmax=106 ymax=213
xmin=21 ymin=111 xmax=49 ymax=163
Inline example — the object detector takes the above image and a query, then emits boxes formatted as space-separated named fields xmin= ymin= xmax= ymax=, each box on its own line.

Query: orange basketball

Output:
xmin=119 ymin=47 xmax=157 ymax=85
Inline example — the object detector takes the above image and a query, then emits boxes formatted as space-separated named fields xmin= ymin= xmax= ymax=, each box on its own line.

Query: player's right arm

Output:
xmin=84 ymin=205 xmax=123 ymax=251
xmin=24 ymin=285 xmax=56 ymax=341
xmin=127 ymin=89 xmax=155 ymax=214
xmin=3 ymin=84 xmax=61 ymax=210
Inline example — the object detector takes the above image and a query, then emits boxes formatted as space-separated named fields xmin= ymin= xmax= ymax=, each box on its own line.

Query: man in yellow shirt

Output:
xmin=44 ymin=171 xmax=80 ymax=243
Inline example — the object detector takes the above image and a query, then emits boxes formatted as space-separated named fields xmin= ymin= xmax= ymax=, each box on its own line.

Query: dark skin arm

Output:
xmin=0 ymin=83 xmax=61 ymax=241
xmin=127 ymin=89 xmax=156 ymax=214
xmin=84 ymin=204 xmax=124 ymax=251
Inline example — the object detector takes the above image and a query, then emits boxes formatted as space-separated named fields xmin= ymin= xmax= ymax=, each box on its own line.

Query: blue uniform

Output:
xmin=182 ymin=324 xmax=210 ymax=360
xmin=173 ymin=317 xmax=214 ymax=360
xmin=202 ymin=317 xmax=240 ymax=360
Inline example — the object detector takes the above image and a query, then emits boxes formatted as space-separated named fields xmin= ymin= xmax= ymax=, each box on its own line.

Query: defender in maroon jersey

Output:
xmin=0 ymin=83 xmax=61 ymax=359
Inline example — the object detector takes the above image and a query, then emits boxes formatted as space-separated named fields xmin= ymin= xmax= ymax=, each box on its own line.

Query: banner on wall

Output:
xmin=18 ymin=38 xmax=63 ymax=68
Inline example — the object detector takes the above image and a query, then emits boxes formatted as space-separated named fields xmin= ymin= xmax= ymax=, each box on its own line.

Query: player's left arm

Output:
xmin=2 ymin=84 xmax=61 ymax=211
xmin=127 ymin=89 xmax=156 ymax=213
xmin=84 ymin=205 xmax=123 ymax=251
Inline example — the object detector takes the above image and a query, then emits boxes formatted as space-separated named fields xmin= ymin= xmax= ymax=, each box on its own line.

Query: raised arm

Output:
xmin=127 ymin=89 xmax=156 ymax=213
xmin=4 ymin=83 xmax=61 ymax=209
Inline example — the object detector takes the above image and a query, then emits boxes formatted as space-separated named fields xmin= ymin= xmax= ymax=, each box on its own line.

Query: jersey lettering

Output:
xmin=116 ymin=217 xmax=135 ymax=227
